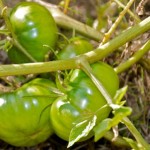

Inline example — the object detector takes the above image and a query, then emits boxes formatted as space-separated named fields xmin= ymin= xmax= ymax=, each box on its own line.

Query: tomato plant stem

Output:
xmin=122 ymin=117 xmax=150 ymax=149
xmin=0 ymin=29 xmax=10 ymax=35
xmin=63 ymin=0 xmax=71 ymax=14
xmin=114 ymin=40 xmax=150 ymax=74
xmin=113 ymin=0 xmax=140 ymax=22
xmin=140 ymin=58 xmax=150 ymax=72
xmin=13 ymin=39 xmax=37 ymax=62
xmin=0 ymin=58 xmax=78 ymax=76
xmin=0 ymin=16 xmax=150 ymax=77
xmin=100 ymin=0 xmax=136 ymax=45
xmin=83 ymin=16 xmax=150 ymax=64
xmin=78 ymin=57 xmax=150 ymax=149
xmin=104 ymin=131 xmax=130 ymax=147
xmin=0 ymin=2 xmax=12 ymax=31
xmin=0 ymin=0 xmax=3 ymax=8
xmin=38 ymin=0 xmax=103 ymax=42
xmin=78 ymin=56 xmax=113 ymax=105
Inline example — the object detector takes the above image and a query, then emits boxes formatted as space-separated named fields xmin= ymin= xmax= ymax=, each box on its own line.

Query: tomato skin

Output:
xmin=57 ymin=37 xmax=94 ymax=59
xmin=69 ymin=62 xmax=119 ymax=98
xmin=50 ymin=96 xmax=81 ymax=141
xmin=0 ymin=78 xmax=56 ymax=147
xmin=50 ymin=62 xmax=119 ymax=141
xmin=8 ymin=46 xmax=31 ymax=63
xmin=8 ymin=2 xmax=58 ymax=63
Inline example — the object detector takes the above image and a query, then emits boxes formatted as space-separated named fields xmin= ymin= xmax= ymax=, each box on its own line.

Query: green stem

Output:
xmin=78 ymin=56 xmax=113 ymax=105
xmin=0 ymin=0 xmax=4 ymax=14
xmin=63 ymin=0 xmax=71 ymax=14
xmin=12 ymin=39 xmax=37 ymax=62
xmin=122 ymin=117 xmax=150 ymax=149
xmin=113 ymin=0 xmax=140 ymax=22
xmin=0 ymin=1 xmax=12 ymax=32
xmin=0 ymin=29 xmax=10 ymax=35
xmin=37 ymin=0 xmax=103 ymax=41
xmin=104 ymin=131 xmax=130 ymax=147
xmin=140 ymin=58 xmax=150 ymax=72
xmin=83 ymin=16 xmax=150 ymax=64
xmin=0 ymin=58 xmax=78 ymax=77
xmin=114 ymin=40 xmax=150 ymax=74
xmin=0 ymin=16 xmax=150 ymax=77
xmin=76 ymin=57 xmax=131 ymax=148
xmin=100 ymin=0 xmax=136 ymax=45
xmin=78 ymin=57 xmax=149 ymax=149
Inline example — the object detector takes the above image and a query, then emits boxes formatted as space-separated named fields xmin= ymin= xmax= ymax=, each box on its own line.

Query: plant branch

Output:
xmin=83 ymin=16 xmax=150 ymax=64
xmin=63 ymin=0 xmax=71 ymax=14
xmin=78 ymin=56 xmax=113 ymax=105
xmin=104 ymin=131 xmax=130 ymax=147
xmin=0 ymin=29 xmax=10 ymax=35
xmin=100 ymin=0 xmax=136 ymax=45
xmin=77 ymin=56 xmax=149 ymax=149
xmin=0 ymin=1 xmax=12 ymax=33
xmin=12 ymin=38 xmax=37 ymax=62
xmin=114 ymin=40 xmax=150 ymax=74
xmin=113 ymin=0 xmax=140 ymax=22
xmin=0 ymin=16 xmax=150 ymax=77
xmin=122 ymin=117 xmax=150 ymax=149
xmin=37 ymin=0 xmax=103 ymax=41
xmin=140 ymin=58 xmax=150 ymax=73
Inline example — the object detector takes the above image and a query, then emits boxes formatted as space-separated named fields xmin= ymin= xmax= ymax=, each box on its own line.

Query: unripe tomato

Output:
xmin=0 ymin=78 xmax=57 ymax=147
xmin=8 ymin=2 xmax=58 ymax=63
xmin=8 ymin=46 xmax=31 ymax=63
xmin=50 ymin=62 xmax=119 ymax=141
xmin=57 ymin=37 xmax=94 ymax=59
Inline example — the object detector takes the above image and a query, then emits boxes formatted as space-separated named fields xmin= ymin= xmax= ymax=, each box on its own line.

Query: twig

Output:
xmin=104 ymin=131 xmax=130 ymax=147
xmin=113 ymin=0 xmax=140 ymax=22
xmin=100 ymin=0 xmax=136 ymax=45
xmin=122 ymin=117 xmax=150 ymax=149
xmin=63 ymin=0 xmax=71 ymax=14
xmin=114 ymin=40 xmax=150 ymax=74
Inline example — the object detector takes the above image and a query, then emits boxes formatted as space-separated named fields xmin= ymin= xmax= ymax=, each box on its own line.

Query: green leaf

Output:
xmin=113 ymin=106 xmax=132 ymax=120
xmin=94 ymin=118 xmax=112 ymax=141
xmin=110 ymin=106 xmax=132 ymax=128
xmin=113 ymin=86 xmax=128 ymax=105
xmin=67 ymin=115 xmax=97 ymax=148
xmin=94 ymin=106 xmax=132 ymax=142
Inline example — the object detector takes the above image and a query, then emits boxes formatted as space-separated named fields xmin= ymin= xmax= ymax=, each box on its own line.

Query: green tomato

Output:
xmin=0 ymin=78 xmax=57 ymax=147
xmin=50 ymin=62 xmax=119 ymax=141
xmin=57 ymin=37 xmax=93 ymax=59
xmin=8 ymin=46 xmax=31 ymax=63
xmin=8 ymin=2 xmax=58 ymax=63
